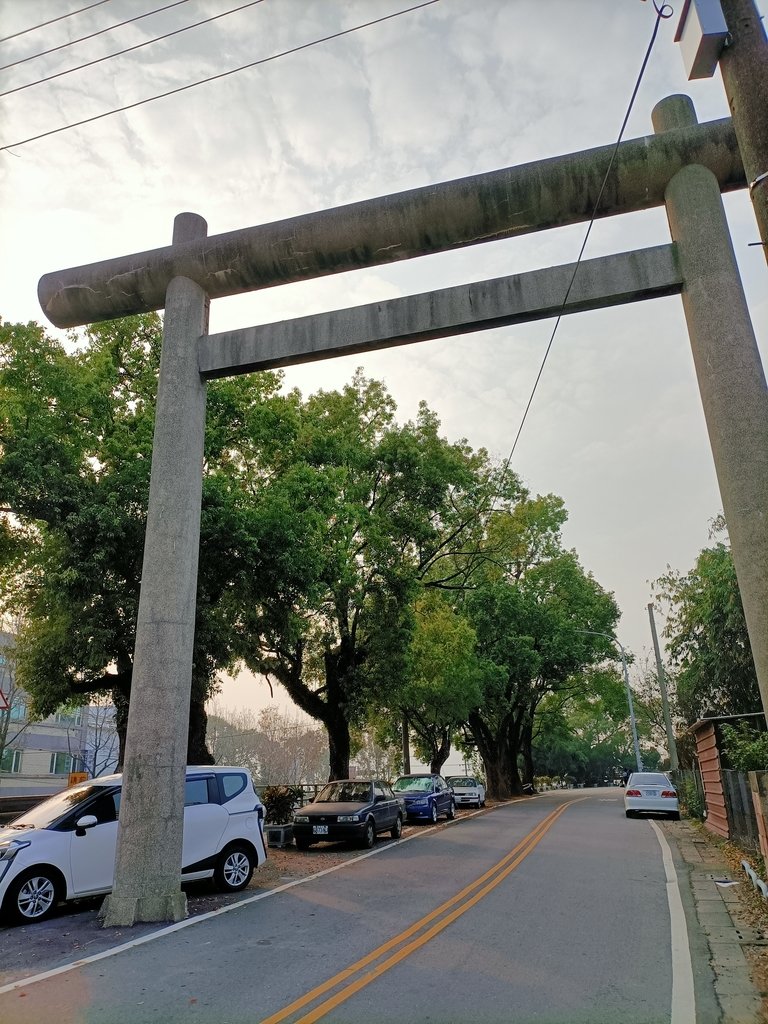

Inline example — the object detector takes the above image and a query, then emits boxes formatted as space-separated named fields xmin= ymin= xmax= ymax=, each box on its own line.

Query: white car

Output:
xmin=0 ymin=765 xmax=267 ymax=925
xmin=624 ymin=772 xmax=680 ymax=820
xmin=446 ymin=775 xmax=486 ymax=809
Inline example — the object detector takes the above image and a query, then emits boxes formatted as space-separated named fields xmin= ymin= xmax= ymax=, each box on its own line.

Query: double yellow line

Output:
xmin=260 ymin=798 xmax=578 ymax=1024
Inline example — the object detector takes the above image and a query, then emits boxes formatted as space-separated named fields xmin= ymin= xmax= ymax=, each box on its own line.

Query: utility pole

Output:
xmin=647 ymin=603 xmax=679 ymax=771
xmin=718 ymin=0 xmax=768 ymax=263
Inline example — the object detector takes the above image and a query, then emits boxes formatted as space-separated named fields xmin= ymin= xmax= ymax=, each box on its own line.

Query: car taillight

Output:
xmin=661 ymin=790 xmax=677 ymax=798
xmin=625 ymin=789 xmax=641 ymax=797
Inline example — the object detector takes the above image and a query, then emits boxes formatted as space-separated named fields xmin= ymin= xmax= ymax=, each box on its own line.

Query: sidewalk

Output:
xmin=664 ymin=818 xmax=767 ymax=1023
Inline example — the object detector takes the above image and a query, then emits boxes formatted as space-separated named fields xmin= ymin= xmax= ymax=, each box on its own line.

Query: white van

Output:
xmin=0 ymin=766 xmax=266 ymax=924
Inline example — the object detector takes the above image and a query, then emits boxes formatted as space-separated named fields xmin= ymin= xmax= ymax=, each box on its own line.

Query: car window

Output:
xmin=382 ymin=784 xmax=395 ymax=799
xmin=629 ymin=773 xmax=670 ymax=786
xmin=220 ymin=772 xmax=247 ymax=801
xmin=317 ymin=781 xmax=373 ymax=803
xmin=373 ymin=782 xmax=385 ymax=799
xmin=185 ymin=778 xmax=212 ymax=806
xmin=393 ymin=777 xmax=432 ymax=793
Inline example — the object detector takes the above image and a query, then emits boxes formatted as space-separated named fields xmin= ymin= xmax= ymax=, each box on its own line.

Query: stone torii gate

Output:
xmin=38 ymin=95 xmax=768 ymax=925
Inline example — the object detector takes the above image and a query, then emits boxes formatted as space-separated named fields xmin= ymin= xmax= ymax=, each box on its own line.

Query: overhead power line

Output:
xmin=0 ymin=0 xmax=267 ymax=99
xmin=0 ymin=0 xmax=442 ymax=153
xmin=0 ymin=0 xmax=193 ymax=73
xmin=503 ymin=1 xmax=674 ymax=466
xmin=0 ymin=0 xmax=114 ymax=45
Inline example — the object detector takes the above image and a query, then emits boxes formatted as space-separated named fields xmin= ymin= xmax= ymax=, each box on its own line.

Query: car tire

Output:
xmin=214 ymin=844 xmax=255 ymax=892
xmin=3 ymin=867 xmax=63 ymax=925
xmin=447 ymin=799 xmax=456 ymax=820
xmin=390 ymin=815 xmax=403 ymax=840
xmin=625 ymin=810 xmax=634 ymax=819
xmin=360 ymin=819 xmax=376 ymax=849
xmin=671 ymin=811 xmax=681 ymax=821
xmin=295 ymin=837 xmax=311 ymax=851
xmin=429 ymin=803 xmax=438 ymax=825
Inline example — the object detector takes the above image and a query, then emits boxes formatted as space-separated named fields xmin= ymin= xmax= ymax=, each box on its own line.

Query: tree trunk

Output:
xmin=430 ymin=728 xmax=452 ymax=775
xmin=327 ymin=715 xmax=351 ymax=780
xmin=520 ymin=716 xmax=535 ymax=788
xmin=188 ymin=693 xmax=214 ymax=764
xmin=112 ymin=683 xmax=130 ymax=770
xmin=468 ymin=710 xmax=523 ymax=799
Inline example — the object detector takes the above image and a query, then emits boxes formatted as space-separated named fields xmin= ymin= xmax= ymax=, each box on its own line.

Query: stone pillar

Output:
xmin=101 ymin=213 xmax=209 ymax=926
xmin=653 ymin=96 xmax=768 ymax=726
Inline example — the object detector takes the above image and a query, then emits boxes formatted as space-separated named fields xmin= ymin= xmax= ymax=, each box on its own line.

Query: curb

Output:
xmin=664 ymin=819 xmax=765 ymax=1023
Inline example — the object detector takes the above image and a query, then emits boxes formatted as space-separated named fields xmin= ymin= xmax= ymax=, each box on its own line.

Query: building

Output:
xmin=0 ymin=633 xmax=119 ymax=796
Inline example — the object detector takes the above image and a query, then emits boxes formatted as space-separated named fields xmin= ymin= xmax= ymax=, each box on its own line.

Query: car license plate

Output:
xmin=312 ymin=825 xmax=329 ymax=835
xmin=643 ymin=790 xmax=659 ymax=797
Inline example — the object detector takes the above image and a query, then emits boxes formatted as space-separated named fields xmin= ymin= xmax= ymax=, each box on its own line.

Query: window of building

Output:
xmin=9 ymin=700 xmax=26 ymax=722
xmin=1 ymin=748 xmax=22 ymax=773
xmin=49 ymin=752 xmax=74 ymax=775
xmin=54 ymin=708 xmax=83 ymax=726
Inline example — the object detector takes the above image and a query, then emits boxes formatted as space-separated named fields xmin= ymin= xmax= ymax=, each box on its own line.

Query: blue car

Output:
xmin=392 ymin=774 xmax=456 ymax=824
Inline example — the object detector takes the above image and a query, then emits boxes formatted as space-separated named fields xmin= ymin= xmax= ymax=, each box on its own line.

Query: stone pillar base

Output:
xmin=99 ymin=890 xmax=188 ymax=928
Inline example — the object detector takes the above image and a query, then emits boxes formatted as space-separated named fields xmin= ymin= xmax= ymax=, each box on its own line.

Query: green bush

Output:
xmin=261 ymin=785 xmax=304 ymax=824
xmin=721 ymin=723 xmax=768 ymax=772
xmin=677 ymin=777 xmax=705 ymax=820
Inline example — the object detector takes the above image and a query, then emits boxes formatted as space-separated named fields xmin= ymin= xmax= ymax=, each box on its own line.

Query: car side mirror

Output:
xmin=74 ymin=814 xmax=98 ymax=837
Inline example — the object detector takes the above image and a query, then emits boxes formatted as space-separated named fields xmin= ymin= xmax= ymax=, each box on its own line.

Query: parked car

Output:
xmin=392 ymin=773 xmax=456 ymax=823
xmin=624 ymin=772 xmax=680 ymax=820
xmin=0 ymin=766 xmax=267 ymax=925
xmin=293 ymin=779 xmax=403 ymax=850
xmin=446 ymin=775 xmax=486 ymax=809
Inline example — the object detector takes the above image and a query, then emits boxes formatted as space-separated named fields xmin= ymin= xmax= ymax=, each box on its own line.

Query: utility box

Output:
xmin=675 ymin=0 xmax=729 ymax=79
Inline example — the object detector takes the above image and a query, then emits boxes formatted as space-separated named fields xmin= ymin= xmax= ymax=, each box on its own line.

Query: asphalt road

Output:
xmin=0 ymin=789 xmax=718 ymax=1023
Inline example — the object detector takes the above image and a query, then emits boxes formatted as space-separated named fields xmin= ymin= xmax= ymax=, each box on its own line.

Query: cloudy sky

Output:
xmin=1 ymin=0 xmax=766 ymax=713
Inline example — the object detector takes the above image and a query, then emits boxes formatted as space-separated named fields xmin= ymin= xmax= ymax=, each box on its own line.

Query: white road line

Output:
xmin=0 ymin=798 xmax=531 ymax=996
xmin=650 ymin=821 xmax=696 ymax=1024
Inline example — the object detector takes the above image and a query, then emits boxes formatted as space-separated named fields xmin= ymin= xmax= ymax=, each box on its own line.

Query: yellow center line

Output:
xmin=259 ymin=798 xmax=580 ymax=1024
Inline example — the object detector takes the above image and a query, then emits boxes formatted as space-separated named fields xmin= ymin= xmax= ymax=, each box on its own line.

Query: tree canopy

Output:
xmin=655 ymin=516 xmax=760 ymax=723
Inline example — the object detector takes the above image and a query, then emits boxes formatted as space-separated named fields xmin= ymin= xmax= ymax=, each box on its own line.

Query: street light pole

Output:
xmin=577 ymin=630 xmax=644 ymax=772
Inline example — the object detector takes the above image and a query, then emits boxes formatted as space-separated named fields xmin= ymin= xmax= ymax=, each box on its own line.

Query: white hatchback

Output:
xmin=624 ymin=772 xmax=680 ymax=820
xmin=0 ymin=765 xmax=267 ymax=925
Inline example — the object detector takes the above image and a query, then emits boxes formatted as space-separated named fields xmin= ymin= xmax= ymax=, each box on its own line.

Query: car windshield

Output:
xmin=629 ymin=774 xmax=671 ymax=787
xmin=8 ymin=785 xmax=103 ymax=829
xmin=393 ymin=777 xmax=432 ymax=793
xmin=316 ymin=782 xmax=373 ymax=803
xmin=448 ymin=778 xmax=476 ymax=787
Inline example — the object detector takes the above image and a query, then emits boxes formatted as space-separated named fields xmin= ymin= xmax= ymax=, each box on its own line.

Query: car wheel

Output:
xmin=214 ymin=844 xmax=255 ymax=892
xmin=429 ymin=803 xmax=438 ymax=825
xmin=447 ymin=799 xmax=456 ymax=820
xmin=360 ymin=819 xmax=376 ymax=849
xmin=625 ymin=810 xmax=635 ymax=819
xmin=671 ymin=811 xmax=681 ymax=821
xmin=390 ymin=815 xmax=403 ymax=840
xmin=295 ymin=837 xmax=311 ymax=851
xmin=3 ymin=868 xmax=62 ymax=925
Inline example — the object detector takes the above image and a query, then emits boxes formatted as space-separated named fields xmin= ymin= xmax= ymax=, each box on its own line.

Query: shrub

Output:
xmin=677 ymin=777 xmax=705 ymax=820
xmin=261 ymin=785 xmax=304 ymax=824
xmin=721 ymin=724 xmax=768 ymax=772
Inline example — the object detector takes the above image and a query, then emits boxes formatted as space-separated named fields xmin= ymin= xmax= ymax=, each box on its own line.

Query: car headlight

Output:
xmin=337 ymin=814 xmax=360 ymax=823
xmin=294 ymin=815 xmax=310 ymax=823
xmin=0 ymin=839 xmax=30 ymax=861
xmin=0 ymin=839 xmax=30 ymax=879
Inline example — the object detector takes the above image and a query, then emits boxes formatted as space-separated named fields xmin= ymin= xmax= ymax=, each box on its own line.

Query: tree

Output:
xmin=236 ymin=373 xmax=493 ymax=779
xmin=656 ymin=516 xmax=760 ymax=723
xmin=0 ymin=316 xmax=286 ymax=763
xmin=206 ymin=702 xmax=328 ymax=784
xmin=462 ymin=497 xmax=620 ymax=799
xmin=395 ymin=592 xmax=481 ymax=774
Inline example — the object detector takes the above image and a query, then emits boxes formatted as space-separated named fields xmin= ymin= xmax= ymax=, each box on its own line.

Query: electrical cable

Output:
xmin=0 ymin=0 xmax=266 ymax=99
xmin=0 ymin=0 xmax=114 ymax=45
xmin=0 ymin=0 xmax=441 ymax=153
xmin=0 ymin=0 xmax=193 ymax=72
xmin=502 ymin=1 xmax=674 ymax=470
